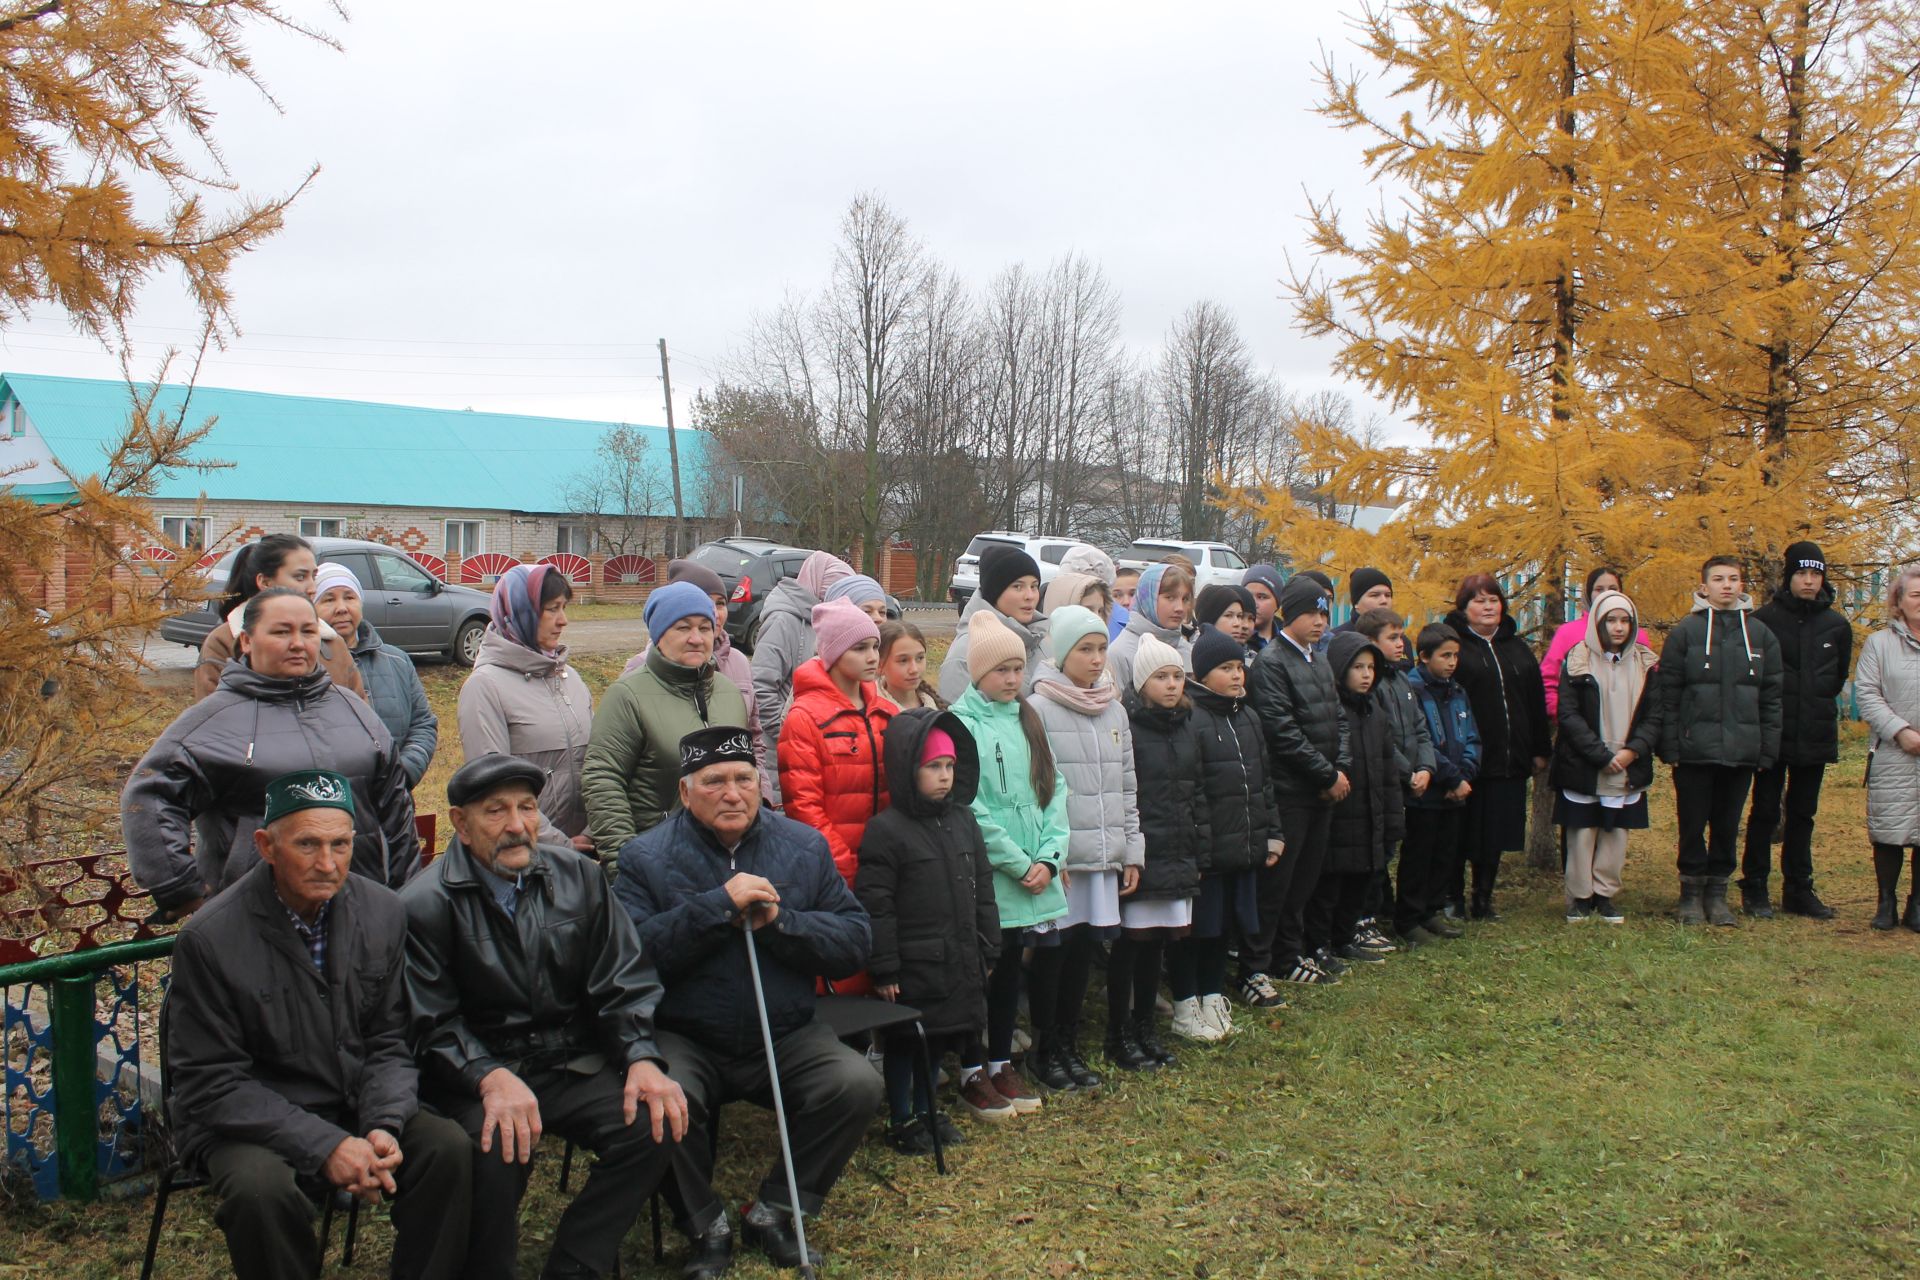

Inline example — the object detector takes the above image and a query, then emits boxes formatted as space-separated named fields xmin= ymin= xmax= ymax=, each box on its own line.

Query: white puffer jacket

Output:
xmin=1029 ymin=667 xmax=1145 ymax=872
xmin=1857 ymin=622 xmax=1920 ymax=845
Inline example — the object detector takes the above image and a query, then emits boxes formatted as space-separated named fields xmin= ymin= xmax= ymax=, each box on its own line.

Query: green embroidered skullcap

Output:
xmin=263 ymin=770 xmax=357 ymax=825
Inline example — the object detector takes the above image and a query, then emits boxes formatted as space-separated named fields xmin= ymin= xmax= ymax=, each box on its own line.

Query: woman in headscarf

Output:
xmin=750 ymin=549 xmax=854 ymax=804
xmin=456 ymin=563 xmax=594 ymax=848
xmin=314 ymin=562 xmax=439 ymax=788
xmin=1550 ymin=590 xmax=1662 ymax=924
xmin=1044 ymin=571 xmax=1113 ymax=623
xmin=826 ymin=573 xmax=891 ymax=624
xmin=1106 ymin=562 xmax=1196 ymax=705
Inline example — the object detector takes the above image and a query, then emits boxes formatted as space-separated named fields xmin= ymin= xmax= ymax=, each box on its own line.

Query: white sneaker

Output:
xmin=1171 ymin=997 xmax=1222 ymax=1043
xmin=1203 ymin=994 xmax=1236 ymax=1038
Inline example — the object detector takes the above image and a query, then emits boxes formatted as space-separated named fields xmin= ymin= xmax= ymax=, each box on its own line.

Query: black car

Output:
xmin=158 ymin=537 xmax=496 ymax=665
xmin=686 ymin=538 xmax=901 ymax=655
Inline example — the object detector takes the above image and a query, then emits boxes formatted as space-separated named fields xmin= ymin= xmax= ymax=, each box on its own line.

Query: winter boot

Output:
xmin=1780 ymin=880 xmax=1836 ymax=919
xmin=1675 ymin=876 xmax=1707 ymax=926
xmin=1133 ymin=1015 xmax=1176 ymax=1068
xmin=1738 ymin=878 xmax=1774 ymax=919
xmin=1703 ymin=877 xmax=1739 ymax=928
xmin=1028 ymin=1038 xmax=1076 ymax=1093
xmin=1103 ymin=1024 xmax=1156 ymax=1072
xmin=1872 ymin=845 xmax=1903 ymax=931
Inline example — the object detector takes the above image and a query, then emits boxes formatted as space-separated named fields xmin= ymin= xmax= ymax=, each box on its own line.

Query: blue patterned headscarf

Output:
xmin=1133 ymin=563 xmax=1170 ymax=628
xmin=490 ymin=564 xmax=562 ymax=655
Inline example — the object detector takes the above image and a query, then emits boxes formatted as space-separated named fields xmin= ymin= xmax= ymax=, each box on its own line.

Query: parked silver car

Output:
xmin=158 ymin=537 xmax=496 ymax=665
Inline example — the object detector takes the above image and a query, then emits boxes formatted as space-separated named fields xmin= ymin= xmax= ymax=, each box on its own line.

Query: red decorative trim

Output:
xmin=538 ymin=552 xmax=593 ymax=584
xmin=602 ymin=554 xmax=658 ymax=586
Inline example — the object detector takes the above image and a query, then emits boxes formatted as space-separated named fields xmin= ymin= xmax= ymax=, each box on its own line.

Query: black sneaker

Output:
xmin=1313 ymin=948 xmax=1351 ymax=977
xmin=1238 ymin=971 xmax=1286 ymax=1008
xmin=1336 ymin=942 xmax=1388 ymax=965
xmin=1281 ymin=956 xmax=1338 ymax=985
xmin=1591 ymin=895 xmax=1625 ymax=924
xmin=886 ymin=1117 xmax=935 ymax=1154
xmin=1356 ymin=925 xmax=1397 ymax=951
xmin=1060 ymin=1048 xmax=1103 ymax=1090
xmin=1566 ymin=897 xmax=1595 ymax=923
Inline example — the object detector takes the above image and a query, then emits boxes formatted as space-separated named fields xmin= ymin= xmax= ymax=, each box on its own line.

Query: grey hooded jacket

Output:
xmin=1856 ymin=622 xmax=1920 ymax=845
xmin=938 ymin=592 xmax=1051 ymax=705
xmin=350 ymin=622 xmax=438 ymax=788
xmin=122 ymin=661 xmax=419 ymax=913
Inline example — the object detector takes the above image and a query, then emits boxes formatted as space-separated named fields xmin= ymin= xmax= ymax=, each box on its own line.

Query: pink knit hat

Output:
xmin=920 ymin=728 xmax=957 ymax=764
xmin=811 ymin=599 xmax=880 ymax=669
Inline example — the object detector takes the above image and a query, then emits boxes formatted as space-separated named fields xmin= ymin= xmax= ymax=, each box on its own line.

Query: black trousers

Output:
xmin=1241 ymin=803 xmax=1331 ymax=977
xmin=986 ymin=926 xmax=1025 ymax=1062
xmin=439 ymin=1063 xmax=692 ymax=1279
xmin=1673 ymin=763 xmax=1755 ymax=878
xmin=1304 ymin=870 xmax=1370 ymax=953
xmin=655 ymin=1018 xmax=883 ymax=1217
xmin=207 ymin=1109 xmax=472 ymax=1280
xmin=1742 ymin=763 xmax=1826 ymax=887
xmin=1033 ymin=923 xmax=1099 ymax=1050
xmin=1396 ymin=808 xmax=1461 ymax=933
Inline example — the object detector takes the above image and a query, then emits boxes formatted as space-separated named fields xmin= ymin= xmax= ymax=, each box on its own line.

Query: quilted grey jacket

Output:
xmin=350 ymin=622 xmax=438 ymax=787
xmin=1029 ymin=668 xmax=1145 ymax=872
xmin=1857 ymin=622 xmax=1920 ymax=845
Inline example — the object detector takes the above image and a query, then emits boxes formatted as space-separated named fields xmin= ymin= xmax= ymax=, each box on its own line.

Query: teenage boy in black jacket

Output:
xmin=1246 ymin=575 xmax=1350 ymax=989
xmin=1739 ymin=542 xmax=1852 ymax=919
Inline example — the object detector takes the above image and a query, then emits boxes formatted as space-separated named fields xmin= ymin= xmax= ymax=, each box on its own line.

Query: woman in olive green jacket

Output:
xmin=583 ymin=584 xmax=748 ymax=856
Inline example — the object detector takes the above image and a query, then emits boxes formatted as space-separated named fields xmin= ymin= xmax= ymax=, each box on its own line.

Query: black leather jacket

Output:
xmin=401 ymin=837 xmax=664 ymax=1095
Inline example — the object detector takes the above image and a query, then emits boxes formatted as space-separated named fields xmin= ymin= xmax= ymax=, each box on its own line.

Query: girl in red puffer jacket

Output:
xmin=779 ymin=600 xmax=899 ymax=889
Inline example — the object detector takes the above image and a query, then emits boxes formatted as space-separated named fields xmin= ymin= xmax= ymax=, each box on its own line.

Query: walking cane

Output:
xmin=742 ymin=909 xmax=818 ymax=1279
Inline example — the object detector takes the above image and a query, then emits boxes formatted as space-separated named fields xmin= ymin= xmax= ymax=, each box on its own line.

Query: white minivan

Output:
xmin=949 ymin=531 xmax=1102 ymax=609
xmin=1113 ymin=539 xmax=1250 ymax=593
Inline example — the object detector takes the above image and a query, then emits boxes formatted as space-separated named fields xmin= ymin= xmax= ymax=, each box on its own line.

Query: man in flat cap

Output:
xmin=163 ymin=769 xmax=473 ymax=1280
xmin=402 ymin=755 xmax=693 ymax=1280
xmin=614 ymin=726 xmax=879 ymax=1277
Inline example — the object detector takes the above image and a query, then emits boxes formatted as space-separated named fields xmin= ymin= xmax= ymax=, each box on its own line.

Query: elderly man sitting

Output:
xmin=615 ymin=726 xmax=880 ymax=1277
xmin=163 ymin=770 xmax=472 ymax=1280
xmin=403 ymin=755 xmax=694 ymax=1280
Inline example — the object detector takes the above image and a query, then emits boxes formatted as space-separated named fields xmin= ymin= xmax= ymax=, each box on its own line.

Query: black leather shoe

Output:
xmin=743 ymin=1202 xmax=821 ymax=1270
xmin=1029 ymin=1046 xmax=1077 ymax=1093
xmin=1133 ymin=1018 xmax=1177 ymax=1067
xmin=1780 ymin=883 xmax=1836 ymax=920
xmin=1739 ymin=879 xmax=1774 ymax=919
xmin=1060 ymin=1048 xmax=1104 ymax=1089
xmin=1103 ymin=1028 xmax=1156 ymax=1072
xmin=681 ymin=1212 xmax=734 ymax=1279
xmin=539 ymin=1250 xmax=601 ymax=1279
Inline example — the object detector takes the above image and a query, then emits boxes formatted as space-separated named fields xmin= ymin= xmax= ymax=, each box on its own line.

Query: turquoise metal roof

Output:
xmin=2 ymin=372 xmax=715 ymax=516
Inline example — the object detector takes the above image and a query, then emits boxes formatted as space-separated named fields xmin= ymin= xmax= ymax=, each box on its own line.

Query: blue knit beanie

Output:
xmin=644 ymin=580 xmax=716 ymax=642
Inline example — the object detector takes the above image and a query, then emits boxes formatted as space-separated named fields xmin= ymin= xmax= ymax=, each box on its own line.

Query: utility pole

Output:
xmin=658 ymin=338 xmax=686 ymax=559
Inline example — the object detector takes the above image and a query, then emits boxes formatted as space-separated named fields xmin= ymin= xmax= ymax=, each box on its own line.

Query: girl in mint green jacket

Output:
xmin=949 ymin=608 xmax=1070 ymax=1113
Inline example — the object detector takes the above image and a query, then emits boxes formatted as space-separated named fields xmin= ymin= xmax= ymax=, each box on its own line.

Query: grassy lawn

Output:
xmin=8 ymin=660 xmax=1920 ymax=1276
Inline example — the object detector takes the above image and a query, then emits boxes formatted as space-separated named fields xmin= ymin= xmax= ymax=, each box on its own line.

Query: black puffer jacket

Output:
xmin=123 ymin=661 xmax=419 ymax=914
xmin=402 ymin=838 xmax=664 ymax=1095
xmin=1249 ymin=636 xmax=1349 ymax=804
xmin=614 ymin=807 xmax=870 ymax=1058
xmin=1656 ymin=595 xmax=1785 ymax=770
xmin=1753 ymin=582 xmax=1853 ymax=766
xmin=1443 ymin=611 xmax=1551 ymax=780
xmin=166 ymin=865 xmax=415 ymax=1176
xmin=1127 ymin=700 xmax=1210 ymax=900
xmin=854 ymin=709 xmax=1000 ymax=1036
xmin=1325 ymin=635 xmax=1399 ymax=875
xmin=1186 ymin=680 xmax=1281 ymax=874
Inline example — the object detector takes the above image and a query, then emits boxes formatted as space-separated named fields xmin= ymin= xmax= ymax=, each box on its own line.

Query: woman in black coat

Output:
xmin=1445 ymin=574 xmax=1551 ymax=919
xmin=855 ymin=707 xmax=1002 ymax=1147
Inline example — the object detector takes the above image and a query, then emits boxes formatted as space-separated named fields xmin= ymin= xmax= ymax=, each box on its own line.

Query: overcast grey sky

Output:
xmin=5 ymin=2 xmax=1403 ymax=435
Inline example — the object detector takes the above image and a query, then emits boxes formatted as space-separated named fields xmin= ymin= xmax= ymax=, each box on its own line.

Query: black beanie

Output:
xmin=1302 ymin=569 xmax=1334 ymax=593
xmin=1195 ymin=583 xmax=1256 ymax=627
xmin=1783 ymin=541 xmax=1826 ymax=582
xmin=978 ymin=545 xmax=1041 ymax=611
xmin=1349 ymin=566 xmax=1392 ymax=606
xmin=1281 ymin=575 xmax=1331 ymax=624
xmin=1191 ymin=627 xmax=1246 ymax=681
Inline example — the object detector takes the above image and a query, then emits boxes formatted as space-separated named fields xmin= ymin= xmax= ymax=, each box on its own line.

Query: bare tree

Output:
xmin=560 ymin=425 xmax=665 ymax=557
xmin=1161 ymin=302 xmax=1264 ymax=540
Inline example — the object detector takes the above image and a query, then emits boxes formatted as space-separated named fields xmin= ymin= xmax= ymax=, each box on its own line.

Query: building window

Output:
xmin=299 ymin=517 xmax=344 ymax=539
xmin=445 ymin=520 xmax=484 ymax=560
xmin=556 ymin=522 xmax=591 ymax=556
xmin=162 ymin=515 xmax=209 ymax=553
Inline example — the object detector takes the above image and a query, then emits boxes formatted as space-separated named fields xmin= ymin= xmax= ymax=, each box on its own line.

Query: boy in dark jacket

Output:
xmin=1312 ymin=633 xmax=1402 ymax=968
xmin=1354 ymin=608 xmax=1434 ymax=946
xmin=855 ymin=709 xmax=1004 ymax=1151
xmin=1247 ymin=576 xmax=1350 ymax=991
xmin=1656 ymin=556 xmax=1785 ymax=926
xmin=1739 ymin=542 xmax=1852 ymax=919
xmin=1400 ymin=625 xmax=1480 ymax=943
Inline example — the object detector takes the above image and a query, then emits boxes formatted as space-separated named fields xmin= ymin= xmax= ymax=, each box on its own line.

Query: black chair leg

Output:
xmin=316 ymin=1193 xmax=337 ymax=1276
xmin=140 ymin=1172 xmax=174 ymax=1280
xmin=558 ymin=1141 xmax=574 ymax=1194
xmin=651 ymin=1189 xmax=665 ymax=1262
xmin=914 ymin=1021 xmax=946 ymax=1176
xmin=343 ymin=1196 xmax=361 ymax=1266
